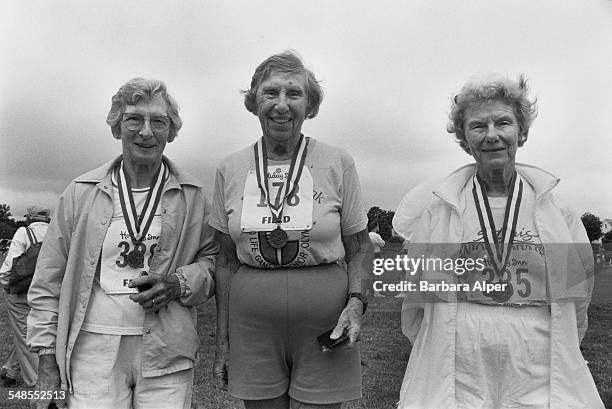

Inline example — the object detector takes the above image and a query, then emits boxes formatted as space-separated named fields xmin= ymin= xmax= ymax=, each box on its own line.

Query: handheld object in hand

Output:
xmin=137 ymin=271 xmax=152 ymax=292
xmin=317 ymin=328 xmax=349 ymax=350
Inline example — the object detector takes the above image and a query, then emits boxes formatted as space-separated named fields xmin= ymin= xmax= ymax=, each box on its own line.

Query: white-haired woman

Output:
xmin=28 ymin=78 xmax=218 ymax=409
xmin=211 ymin=51 xmax=372 ymax=409
xmin=393 ymin=75 xmax=603 ymax=408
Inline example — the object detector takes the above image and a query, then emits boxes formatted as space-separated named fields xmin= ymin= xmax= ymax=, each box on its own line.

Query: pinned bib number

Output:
xmin=100 ymin=218 xmax=160 ymax=294
xmin=241 ymin=165 xmax=313 ymax=232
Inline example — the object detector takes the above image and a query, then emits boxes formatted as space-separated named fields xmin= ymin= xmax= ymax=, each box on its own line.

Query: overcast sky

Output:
xmin=1 ymin=0 xmax=611 ymax=220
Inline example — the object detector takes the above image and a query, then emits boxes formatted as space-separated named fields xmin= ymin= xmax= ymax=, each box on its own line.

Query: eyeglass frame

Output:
xmin=121 ymin=113 xmax=172 ymax=133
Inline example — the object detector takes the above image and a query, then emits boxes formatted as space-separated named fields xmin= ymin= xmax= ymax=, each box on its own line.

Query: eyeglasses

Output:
xmin=121 ymin=113 xmax=171 ymax=132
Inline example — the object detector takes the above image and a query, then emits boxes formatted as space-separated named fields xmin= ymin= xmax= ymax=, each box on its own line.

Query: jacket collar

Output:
xmin=27 ymin=221 xmax=49 ymax=227
xmin=433 ymin=162 xmax=560 ymax=209
xmin=73 ymin=155 xmax=202 ymax=190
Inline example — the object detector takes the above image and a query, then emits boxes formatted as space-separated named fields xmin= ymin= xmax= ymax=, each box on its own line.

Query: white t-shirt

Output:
xmin=369 ymin=232 xmax=385 ymax=254
xmin=81 ymin=179 xmax=161 ymax=335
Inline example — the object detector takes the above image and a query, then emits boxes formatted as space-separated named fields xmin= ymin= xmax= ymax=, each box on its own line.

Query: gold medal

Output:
xmin=253 ymin=135 xmax=309 ymax=244
xmin=268 ymin=226 xmax=289 ymax=249
xmin=116 ymin=161 xmax=166 ymax=269
xmin=127 ymin=249 xmax=145 ymax=268
xmin=490 ymin=283 xmax=514 ymax=303
xmin=472 ymin=173 xmax=523 ymax=298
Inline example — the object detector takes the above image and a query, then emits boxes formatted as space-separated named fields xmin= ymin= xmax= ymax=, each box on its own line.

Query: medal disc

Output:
xmin=268 ymin=227 xmax=288 ymax=249
xmin=127 ymin=249 xmax=145 ymax=268
xmin=490 ymin=282 xmax=514 ymax=303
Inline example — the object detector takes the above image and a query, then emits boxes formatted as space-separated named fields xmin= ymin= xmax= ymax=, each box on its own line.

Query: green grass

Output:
xmin=582 ymin=260 xmax=612 ymax=407
xmin=190 ymin=297 xmax=410 ymax=409
xmin=0 ymin=253 xmax=610 ymax=408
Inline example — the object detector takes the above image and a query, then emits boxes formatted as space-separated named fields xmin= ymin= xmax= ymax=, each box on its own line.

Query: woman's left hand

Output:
xmin=329 ymin=297 xmax=363 ymax=346
xmin=129 ymin=273 xmax=182 ymax=312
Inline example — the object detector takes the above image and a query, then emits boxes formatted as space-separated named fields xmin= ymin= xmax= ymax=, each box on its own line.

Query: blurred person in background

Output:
xmin=0 ymin=205 xmax=50 ymax=387
xmin=368 ymin=220 xmax=385 ymax=297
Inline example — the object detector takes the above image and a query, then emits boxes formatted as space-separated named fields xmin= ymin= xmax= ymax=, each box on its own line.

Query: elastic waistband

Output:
xmin=458 ymin=301 xmax=550 ymax=319
xmin=240 ymin=262 xmax=341 ymax=270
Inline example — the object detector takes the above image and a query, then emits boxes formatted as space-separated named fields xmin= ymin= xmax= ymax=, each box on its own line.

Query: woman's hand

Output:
xmin=213 ymin=231 xmax=240 ymax=390
xmin=213 ymin=340 xmax=230 ymax=390
xmin=31 ymin=354 xmax=66 ymax=409
xmin=330 ymin=227 xmax=371 ymax=351
xmin=330 ymin=297 xmax=363 ymax=347
xmin=129 ymin=273 xmax=181 ymax=312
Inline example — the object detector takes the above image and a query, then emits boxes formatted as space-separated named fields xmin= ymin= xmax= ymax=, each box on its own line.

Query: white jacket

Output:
xmin=392 ymin=163 xmax=603 ymax=409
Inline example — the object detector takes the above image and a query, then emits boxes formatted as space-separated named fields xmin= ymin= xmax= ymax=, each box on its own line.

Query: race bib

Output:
xmin=241 ymin=165 xmax=313 ymax=232
xmin=100 ymin=218 xmax=161 ymax=294
xmin=459 ymin=242 xmax=547 ymax=304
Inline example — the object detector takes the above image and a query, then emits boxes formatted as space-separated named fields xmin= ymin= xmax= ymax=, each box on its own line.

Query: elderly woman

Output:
xmin=27 ymin=78 xmax=218 ymax=409
xmin=392 ymin=75 xmax=604 ymax=408
xmin=211 ymin=51 xmax=372 ymax=409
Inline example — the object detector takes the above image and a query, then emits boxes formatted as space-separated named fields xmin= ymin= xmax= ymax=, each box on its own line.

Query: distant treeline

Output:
xmin=0 ymin=204 xmax=27 ymax=239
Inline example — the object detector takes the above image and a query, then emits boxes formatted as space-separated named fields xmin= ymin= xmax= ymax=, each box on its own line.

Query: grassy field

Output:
xmin=0 ymin=252 xmax=610 ymax=408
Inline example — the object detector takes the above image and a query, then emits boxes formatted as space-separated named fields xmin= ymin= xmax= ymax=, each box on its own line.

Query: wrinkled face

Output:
xmin=118 ymin=94 xmax=172 ymax=168
xmin=256 ymin=71 xmax=308 ymax=145
xmin=464 ymin=100 xmax=524 ymax=171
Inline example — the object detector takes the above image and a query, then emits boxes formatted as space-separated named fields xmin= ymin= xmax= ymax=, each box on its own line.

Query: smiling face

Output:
xmin=464 ymin=100 xmax=525 ymax=173
xmin=118 ymin=94 xmax=172 ymax=169
xmin=256 ymin=71 xmax=308 ymax=146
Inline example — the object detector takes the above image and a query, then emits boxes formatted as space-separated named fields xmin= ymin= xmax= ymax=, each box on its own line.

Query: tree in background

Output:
xmin=581 ymin=212 xmax=603 ymax=243
xmin=0 ymin=204 xmax=28 ymax=239
xmin=0 ymin=204 xmax=12 ymax=224
xmin=367 ymin=207 xmax=397 ymax=242
xmin=367 ymin=206 xmax=384 ymax=223
xmin=0 ymin=204 xmax=17 ymax=239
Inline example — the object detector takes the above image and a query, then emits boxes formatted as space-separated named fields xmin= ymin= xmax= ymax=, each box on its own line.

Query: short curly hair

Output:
xmin=243 ymin=51 xmax=323 ymax=119
xmin=106 ymin=78 xmax=183 ymax=142
xmin=447 ymin=74 xmax=537 ymax=154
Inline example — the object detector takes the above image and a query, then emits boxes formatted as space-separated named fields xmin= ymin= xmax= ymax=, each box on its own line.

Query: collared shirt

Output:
xmin=27 ymin=155 xmax=218 ymax=391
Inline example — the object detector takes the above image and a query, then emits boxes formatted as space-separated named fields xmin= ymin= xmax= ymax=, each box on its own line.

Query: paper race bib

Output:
xmin=459 ymin=242 xmax=547 ymax=304
xmin=100 ymin=217 xmax=161 ymax=294
xmin=241 ymin=165 xmax=313 ymax=232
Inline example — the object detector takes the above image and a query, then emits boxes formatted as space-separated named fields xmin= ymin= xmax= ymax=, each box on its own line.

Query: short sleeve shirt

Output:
xmin=210 ymin=138 xmax=367 ymax=268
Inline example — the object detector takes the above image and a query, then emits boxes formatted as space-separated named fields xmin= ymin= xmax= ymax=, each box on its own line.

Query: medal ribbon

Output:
xmin=253 ymin=135 xmax=309 ymax=223
xmin=115 ymin=160 xmax=167 ymax=244
xmin=472 ymin=172 xmax=523 ymax=274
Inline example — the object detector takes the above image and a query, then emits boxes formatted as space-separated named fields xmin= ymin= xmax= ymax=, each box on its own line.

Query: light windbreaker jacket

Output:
xmin=392 ymin=163 xmax=603 ymax=409
xmin=27 ymin=156 xmax=218 ymax=392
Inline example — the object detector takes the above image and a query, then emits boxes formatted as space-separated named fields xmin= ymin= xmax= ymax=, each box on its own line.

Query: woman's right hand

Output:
xmin=213 ymin=340 xmax=230 ymax=390
xmin=31 ymin=354 xmax=66 ymax=409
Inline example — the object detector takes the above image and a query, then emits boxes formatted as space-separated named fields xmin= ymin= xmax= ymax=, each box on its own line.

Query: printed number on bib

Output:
xmin=116 ymin=241 xmax=157 ymax=269
xmin=100 ymin=218 xmax=161 ymax=294
xmin=241 ymin=165 xmax=314 ymax=232
xmin=479 ymin=264 xmax=540 ymax=302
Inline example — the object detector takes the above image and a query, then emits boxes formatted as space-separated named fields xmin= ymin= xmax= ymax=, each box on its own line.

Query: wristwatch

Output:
xmin=346 ymin=292 xmax=368 ymax=314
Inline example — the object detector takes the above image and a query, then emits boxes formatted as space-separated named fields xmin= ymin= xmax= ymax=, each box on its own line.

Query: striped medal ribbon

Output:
xmin=115 ymin=160 xmax=167 ymax=268
xmin=472 ymin=172 xmax=524 ymax=303
xmin=253 ymin=135 xmax=309 ymax=249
